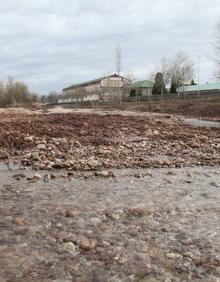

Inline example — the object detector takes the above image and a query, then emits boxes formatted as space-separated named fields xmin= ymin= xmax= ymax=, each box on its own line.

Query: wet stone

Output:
xmin=79 ymin=239 xmax=91 ymax=251
xmin=66 ymin=210 xmax=81 ymax=218
xmin=63 ymin=242 xmax=78 ymax=256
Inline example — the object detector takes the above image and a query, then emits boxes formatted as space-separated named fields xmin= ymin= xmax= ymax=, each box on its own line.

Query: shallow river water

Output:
xmin=0 ymin=166 xmax=220 ymax=281
xmin=185 ymin=118 xmax=220 ymax=128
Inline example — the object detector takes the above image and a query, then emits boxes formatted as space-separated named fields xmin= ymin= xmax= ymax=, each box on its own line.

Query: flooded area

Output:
xmin=0 ymin=160 xmax=24 ymax=171
xmin=185 ymin=118 xmax=220 ymax=128
xmin=0 ymin=166 xmax=220 ymax=281
xmin=0 ymin=109 xmax=219 ymax=281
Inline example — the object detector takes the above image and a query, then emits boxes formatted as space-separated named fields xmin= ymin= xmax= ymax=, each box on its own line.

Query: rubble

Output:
xmin=0 ymin=111 xmax=219 ymax=172
xmin=0 ymin=110 xmax=219 ymax=281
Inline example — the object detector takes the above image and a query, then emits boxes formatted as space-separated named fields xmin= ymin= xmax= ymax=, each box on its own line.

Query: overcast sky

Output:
xmin=0 ymin=0 xmax=220 ymax=94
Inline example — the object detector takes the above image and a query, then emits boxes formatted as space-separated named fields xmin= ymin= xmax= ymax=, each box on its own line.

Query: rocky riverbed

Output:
xmin=0 ymin=166 xmax=220 ymax=281
xmin=0 ymin=109 xmax=220 ymax=281
xmin=0 ymin=110 xmax=219 ymax=170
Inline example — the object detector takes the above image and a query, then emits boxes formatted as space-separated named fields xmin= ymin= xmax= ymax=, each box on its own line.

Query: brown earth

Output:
xmin=57 ymin=96 xmax=220 ymax=120
xmin=0 ymin=109 xmax=219 ymax=148
xmin=0 ymin=109 xmax=219 ymax=170
xmin=0 ymin=108 xmax=220 ymax=281
xmin=124 ymin=97 xmax=220 ymax=120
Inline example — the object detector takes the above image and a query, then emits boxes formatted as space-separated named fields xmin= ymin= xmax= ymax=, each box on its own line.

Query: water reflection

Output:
xmin=185 ymin=118 xmax=220 ymax=128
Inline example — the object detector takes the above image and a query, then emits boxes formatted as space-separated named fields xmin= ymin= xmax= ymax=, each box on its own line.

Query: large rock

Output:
xmin=36 ymin=144 xmax=47 ymax=150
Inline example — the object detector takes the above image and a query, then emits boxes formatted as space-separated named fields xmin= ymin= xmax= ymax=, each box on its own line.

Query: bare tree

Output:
xmin=171 ymin=51 xmax=194 ymax=88
xmin=47 ymin=91 xmax=60 ymax=104
xmin=115 ymin=45 xmax=122 ymax=75
xmin=122 ymin=72 xmax=134 ymax=98
xmin=161 ymin=57 xmax=171 ymax=85
xmin=160 ymin=51 xmax=195 ymax=93
xmin=125 ymin=71 xmax=135 ymax=82
xmin=0 ymin=77 xmax=38 ymax=107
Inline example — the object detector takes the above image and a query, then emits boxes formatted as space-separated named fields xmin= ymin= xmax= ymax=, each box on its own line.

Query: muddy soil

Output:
xmin=0 ymin=109 xmax=218 ymax=148
xmin=0 ymin=109 xmax=220 ymax=281
xmin=0 ymin=110 xmax=219 ymax=170
xmin=0 ymin=167 xmax=220 ymax=281
xmin=122 ymin=97 xmax=220 ymax=120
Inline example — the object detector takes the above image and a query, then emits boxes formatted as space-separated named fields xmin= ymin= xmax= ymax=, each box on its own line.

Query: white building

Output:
xmin=60 ymin=74 xmax=130 ymax=103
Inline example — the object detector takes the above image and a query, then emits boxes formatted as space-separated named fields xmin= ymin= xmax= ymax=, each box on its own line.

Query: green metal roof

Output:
xmin=180 ymin=82 xmax=220 ymax=92
xmin=131 ymin=80 xmax=154 ymax=88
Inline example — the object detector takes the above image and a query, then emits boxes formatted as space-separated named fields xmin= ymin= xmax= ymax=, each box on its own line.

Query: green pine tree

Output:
xmin=190 ymin=79 xmax=197 ymax=85
xmin=170 ymin=78 xmax=177 ymax=93
xmin=152 ymin=72 xmax=167 ymax=95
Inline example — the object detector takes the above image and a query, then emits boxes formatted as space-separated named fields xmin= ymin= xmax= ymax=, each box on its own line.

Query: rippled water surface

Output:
xmin=0 ymin=166 xmax=220 ymax=281
xmin=185 ymin=118 xmax=220 ymax=128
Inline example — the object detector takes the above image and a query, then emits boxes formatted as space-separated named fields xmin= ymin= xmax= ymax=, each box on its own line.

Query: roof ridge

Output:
xmin=63 ymin=73 xmax=123 ymax=91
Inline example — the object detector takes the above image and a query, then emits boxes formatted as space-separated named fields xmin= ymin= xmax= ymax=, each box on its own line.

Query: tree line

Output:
xmin=152 ymin=51 xmax=195 ymax=95
xmin=0 ymin=77 xmax=38 ymax=107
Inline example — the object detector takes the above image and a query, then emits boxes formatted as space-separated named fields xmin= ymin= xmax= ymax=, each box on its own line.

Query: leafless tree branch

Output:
xmin=115 ymin=45 xmax=122 ymax=75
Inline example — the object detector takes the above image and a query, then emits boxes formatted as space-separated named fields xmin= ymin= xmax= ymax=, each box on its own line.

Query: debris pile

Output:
xmin=0 ymin=112 xmax=219 ymax=170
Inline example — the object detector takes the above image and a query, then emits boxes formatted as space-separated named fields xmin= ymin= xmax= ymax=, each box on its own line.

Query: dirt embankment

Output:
xmin=54 ymin=96 xmax=220 ymax=120
xmin=124 ymin=97 xmax=220 ymax=120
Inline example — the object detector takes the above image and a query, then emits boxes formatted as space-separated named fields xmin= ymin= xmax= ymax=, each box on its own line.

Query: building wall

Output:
xmin=83 ymin=83 xmax=101 ymax=93
xmin=146 ymin=88 xmax=152 ymax=96
xmin=130 ymin=87 xmax=153 ymax=97
xmin=62 ymin=76 xmax=129 ymax=102
xmin=63 ymin=82 xmax=101 ymax=102
xmin=101 ymin=77 xmax=126 ymax=100
xmin=101 ymin=77 xmax=124 ymax=88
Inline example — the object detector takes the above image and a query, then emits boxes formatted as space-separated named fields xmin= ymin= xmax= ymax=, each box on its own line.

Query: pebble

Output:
xmin=23 ymin=153 xmax=32 ymax=159
xmin=66 ymin=210 xmax=81 ymax=218
xmin=90 ymin=217 xmax=102 ymax=224
xmin=79 ymin=239 xmax=91 ymax=251
xmin=13 ymin=173 xmax=26 ymax=180
xmin=166 ymin=252 xmax=183 ymax=259
xmin=24 ymin=136 xmax=34 ymax=142
xmin=210 ymin=181 xmax=219 ymax=187
xmin=95 ymin=170 xmax=109 ymax=177
xmin=31 ymin=152 xmax=40 ymax=160
xmin=14 ymin=217 xmax=27 ymax=225
xmin=124 ymin=208 xmax=145 ymax=217
xmin=87 ymin=159 xmax=100 ymax=168
xmin=36 ymin=144 xmax=47 ymax=150
xmin=63 ymin=242 xmax=78 ymax=256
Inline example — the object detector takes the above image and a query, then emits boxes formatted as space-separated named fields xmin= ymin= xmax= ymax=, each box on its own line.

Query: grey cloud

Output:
xmin=0 ymin=0 xmax=220 ymax=93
